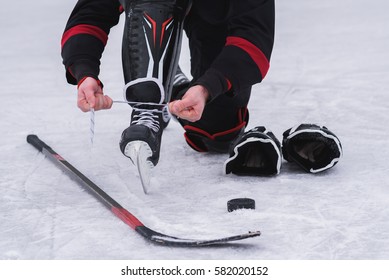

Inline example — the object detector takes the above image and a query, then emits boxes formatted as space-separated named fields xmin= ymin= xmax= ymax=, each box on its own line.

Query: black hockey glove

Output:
xmin=224 ymin=126 xmax=282 ymax=176
xmin=282 ymin=124 xmax=342 ymax=173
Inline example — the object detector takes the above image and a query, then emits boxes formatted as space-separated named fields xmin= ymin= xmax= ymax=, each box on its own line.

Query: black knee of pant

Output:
xmin=177 ymin=86 xmax=251 ymax=153
xmin=183 ymin=122 xmax=246 ymax=153
xmin=179 ymin=105 xmax=249 ymax=153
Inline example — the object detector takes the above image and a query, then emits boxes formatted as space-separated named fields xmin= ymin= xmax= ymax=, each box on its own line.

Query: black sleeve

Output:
xmin=193 ymin=0 xmax=275 ymax=101
xmin=61 ymin=0 xmax=122 ymax=85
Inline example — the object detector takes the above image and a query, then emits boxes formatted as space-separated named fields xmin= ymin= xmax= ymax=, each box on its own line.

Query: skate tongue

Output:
xmin=123 ymin=78 xmax=165 ymax=104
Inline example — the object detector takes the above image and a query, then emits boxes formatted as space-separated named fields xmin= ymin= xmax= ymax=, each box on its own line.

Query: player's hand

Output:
xmin=168 ymin=85 xmax=209 ymax=122
xmin=77 ymin=77 xmax=113 ymax=112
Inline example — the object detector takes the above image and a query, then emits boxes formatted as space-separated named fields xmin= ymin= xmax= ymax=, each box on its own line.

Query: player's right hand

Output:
xmin=77 ymin=77 xmax=113 ymax=112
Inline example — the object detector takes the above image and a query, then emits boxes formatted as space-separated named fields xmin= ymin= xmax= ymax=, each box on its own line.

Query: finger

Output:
xmin=94 ymin=94 xmax=113 ymax=110
xmin=84 ymin=89 xmax=97 ymax=109
xmin=172 ymin=99 xmax=193 ymax=114
xmin=173 ymin=106 xmax=200 ymax=122
xmin=93 ymin=93 xmax=104 ymax=110
xmin=77 ymin=91 xmax=93 ymax=112
xmin=77 ymin=89 xmax=97 ymax=111
xmin=77 ymin=99 xmax=91 ymax=112
xmin=179 ymin=109 xmax=200 ymax=122
xmin=170 ymin=99 xmax=201 ymax=121
xmin=168 ymin=101 xmax=179 ymax=115
xmin=103 ymin=95 xmax=113 ymax=109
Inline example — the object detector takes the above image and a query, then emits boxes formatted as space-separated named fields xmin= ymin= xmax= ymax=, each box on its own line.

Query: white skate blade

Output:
xmin=124 ymin=141 xmax=154 ymax=194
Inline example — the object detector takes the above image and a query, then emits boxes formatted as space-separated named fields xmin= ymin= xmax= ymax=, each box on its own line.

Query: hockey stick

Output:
xmin=26 ymin=135 xmax=260 ymax=247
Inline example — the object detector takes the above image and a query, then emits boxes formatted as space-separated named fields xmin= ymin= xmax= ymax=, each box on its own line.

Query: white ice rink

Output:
xmin=1 ymin=0 xmax=389 ymax=260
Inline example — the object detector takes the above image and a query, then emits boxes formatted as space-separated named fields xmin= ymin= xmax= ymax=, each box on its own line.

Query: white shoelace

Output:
xmin=131 ymin=108 xmax=162 ymax=132
xmin=88 ymin=102 xmax=169 ymax=145
xmin=90 ymin=108 xmax=95 ymax=146
xmin=113 ymin=100 xmax=166 ymax=107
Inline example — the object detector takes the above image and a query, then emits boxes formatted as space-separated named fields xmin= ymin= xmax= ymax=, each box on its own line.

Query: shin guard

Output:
xmin=121 ymin=0 xmax=192 ymax=103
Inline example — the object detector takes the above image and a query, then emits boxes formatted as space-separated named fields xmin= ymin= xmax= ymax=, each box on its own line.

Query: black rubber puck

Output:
xmin=227 ymin=198 xmax=255 ymax=212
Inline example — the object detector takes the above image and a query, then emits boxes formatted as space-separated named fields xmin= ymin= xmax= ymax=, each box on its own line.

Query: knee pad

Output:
xmin=184 ymin=124 xmax=245 ymax=153
xmin=182 ymin=107 xmax=248 ymax=153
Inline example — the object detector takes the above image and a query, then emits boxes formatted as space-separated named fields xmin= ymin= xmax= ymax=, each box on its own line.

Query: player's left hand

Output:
xmin=168 ymin=85 xmax=209 ymax=122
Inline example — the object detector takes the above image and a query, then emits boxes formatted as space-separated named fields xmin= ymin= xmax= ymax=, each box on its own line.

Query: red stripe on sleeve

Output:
xmin=225 ymin=36 xmax=270 ymax=79
xmin=61 ymin=24 xmax=108 ymax=48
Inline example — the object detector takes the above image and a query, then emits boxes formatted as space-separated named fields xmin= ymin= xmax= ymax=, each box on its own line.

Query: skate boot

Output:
xmin=120 ymin=104 xmax=164 ymax=164
xmin=119 ymin=79 xmax=168 ymax=193
xmin=120 ymin=103 xmax=165 ymax=194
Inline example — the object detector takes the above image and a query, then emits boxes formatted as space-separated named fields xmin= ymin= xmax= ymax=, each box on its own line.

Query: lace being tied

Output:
xmin=131 ymin=106 xmax=163 ymax=133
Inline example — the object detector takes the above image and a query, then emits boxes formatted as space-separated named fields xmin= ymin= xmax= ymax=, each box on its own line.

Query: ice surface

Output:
xmin=1 ymin=0 xmax=389 ymax=259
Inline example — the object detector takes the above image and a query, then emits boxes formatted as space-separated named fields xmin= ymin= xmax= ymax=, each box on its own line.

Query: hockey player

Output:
xmin=61 ymin=0 xmax=342 ymax=186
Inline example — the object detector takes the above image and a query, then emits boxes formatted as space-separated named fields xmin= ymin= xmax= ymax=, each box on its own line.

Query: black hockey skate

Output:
xmin=119 ymin=79 xmax=169 ymax=194
xmin=120 ymin=104 xmax=165 ymax=194
xmin=119 ymin=67 xmax=190 ymax=193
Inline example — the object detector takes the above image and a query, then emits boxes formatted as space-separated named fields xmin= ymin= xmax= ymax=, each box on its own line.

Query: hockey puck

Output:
xmin=227 ymin=198 xmax=255 ymax=212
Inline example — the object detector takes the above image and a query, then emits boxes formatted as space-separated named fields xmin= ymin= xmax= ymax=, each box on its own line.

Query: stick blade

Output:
xmin=136 ymin=226 xmax=261 ymax=247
